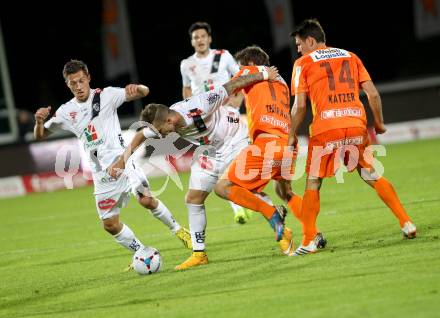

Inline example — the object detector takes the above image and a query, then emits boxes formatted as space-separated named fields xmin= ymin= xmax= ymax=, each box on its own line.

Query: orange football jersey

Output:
xmin=235 ymin=66 xmax=291 ymax=141
xmin=291 ymin=47 xmax=371 ymax=137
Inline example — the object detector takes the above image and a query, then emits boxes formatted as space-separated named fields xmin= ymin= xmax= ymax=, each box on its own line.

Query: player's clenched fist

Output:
xmin=35 ymin=106 xmax=52 ymax=124
xmin=125 ymin=84 xmax=149 ymax=100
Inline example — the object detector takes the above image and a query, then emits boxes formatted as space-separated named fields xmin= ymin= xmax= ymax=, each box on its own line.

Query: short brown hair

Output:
xmin=234 ymin=46 xmax=270 ymax=66
xmin=62 ymin=59 xmax=89 ymax=80
xmin=140 ymin=103 xmax=169 ymax=126
xmin=188 ymin=21 xmax=211 ymax=37
xmin=290 ymin=19 xmax=326 ymax=43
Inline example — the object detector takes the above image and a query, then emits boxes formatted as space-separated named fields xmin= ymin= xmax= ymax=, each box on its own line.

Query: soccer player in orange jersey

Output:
xmin=214 ymin=46 xmax=324 ymax=256
xmin=289 ymin=19 xmax=416 ymax=255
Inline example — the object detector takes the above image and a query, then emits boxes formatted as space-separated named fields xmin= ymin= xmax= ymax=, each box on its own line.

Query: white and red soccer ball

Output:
xmin=132 ymin=247 xmax=162 ymax=275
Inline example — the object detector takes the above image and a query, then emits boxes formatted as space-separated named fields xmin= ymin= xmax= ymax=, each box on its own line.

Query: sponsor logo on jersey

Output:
xmin=260 ymin=115 xmax=289 ymax=132
xmin=203 ymin=79 xmax=214 ymax=92
xmin=198 ymin=155 xmax=213 ymax=170
xmin=187 ymin=108 xmax=203 ymax=118
xmin=227 ymin=114 xmax=239 ymax=123
xmin=83 ymin=124 xmax=104 ymax=149
xmin=98 ymin=198 xmax=117 ymax=210
xmin=321 ymin=107 xmax=362 ymax=120
xmin=207 ymin=92 xmax=220 ymax=105
xmin=197 ymin=135 xmax=210 ymax=145
xmin=310 ymin=48 xmax=351 ymax=62
xmin=85 ymin=124 xmax=98 ymax=141
xmin=69 ymin=111 xmax=77 ymax=122
xmin=325 ymin=136 xmax=363 ymax=150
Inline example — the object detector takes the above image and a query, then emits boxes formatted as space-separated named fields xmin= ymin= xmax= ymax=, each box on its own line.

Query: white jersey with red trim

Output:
xmin=180 ymin=49 xmax=240 ymax=95
xmin=170 ymin=86 xmax=248 ymax=155
xmin=44 ymin=87 xmax=126 ymax=177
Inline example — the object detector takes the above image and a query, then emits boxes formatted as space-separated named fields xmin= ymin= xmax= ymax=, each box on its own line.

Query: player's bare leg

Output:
xmin=137 ymin=190 xmax=192 ymax=249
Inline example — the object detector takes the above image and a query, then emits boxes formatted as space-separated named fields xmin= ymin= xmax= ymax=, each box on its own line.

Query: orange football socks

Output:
xmin=374 ymin=177 xmax=411 ymax=227
xmin=300 ymin=190 xmax=320 ymax=245
xmin=287 ymin=195 xmax=303 ymax=220
xmin=228 ymin=185 xmax=275 ymax=219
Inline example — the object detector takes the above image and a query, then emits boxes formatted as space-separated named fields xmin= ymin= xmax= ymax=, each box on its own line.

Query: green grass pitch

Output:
xmin=1 ymin=139 xmax=439 ymax=318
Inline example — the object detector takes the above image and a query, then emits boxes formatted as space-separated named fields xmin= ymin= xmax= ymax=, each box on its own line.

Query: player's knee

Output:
xmin=185 ymin=191 xmax=203 ymax=205
xmin=102 ymin=219 xmax=122 ymax=235
xmin=138 ymin=195 xmax=156 ymax=209
xmin=213 ymin=182 xmax=228 ymax=199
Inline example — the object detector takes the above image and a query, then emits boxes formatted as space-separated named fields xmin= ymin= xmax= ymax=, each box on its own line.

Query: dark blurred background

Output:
xmin=0 ymin=0 xmax=439 ymax=142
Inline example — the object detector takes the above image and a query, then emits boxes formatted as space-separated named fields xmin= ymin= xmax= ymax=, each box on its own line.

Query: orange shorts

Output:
xmin=306 ymin=127 xmax=373 ymax=178
xmin=224 ymin=136 xmax=297 ymax=192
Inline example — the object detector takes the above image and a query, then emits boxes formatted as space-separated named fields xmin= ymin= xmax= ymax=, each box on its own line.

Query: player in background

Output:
xmin=108 ymin=66 xmax=282 ymax=269
xmin=34 ymin=60 xmax=192 ymax=269
xmin=214 ymin=46 xmax=326 ymax=257
xmin=289 ymin=19 xmax=416 ymax=255
xmin=180 ymin=21 xmax=252 ymax=224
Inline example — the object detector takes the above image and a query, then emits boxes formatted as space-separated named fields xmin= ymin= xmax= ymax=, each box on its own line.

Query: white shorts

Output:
xmin=189 ymin=138 xmax=249 ymax=192
xmin=94 ymin=159 xmax=150 ymax=220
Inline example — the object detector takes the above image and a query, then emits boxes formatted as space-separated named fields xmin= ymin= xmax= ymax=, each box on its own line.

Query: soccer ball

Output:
xmin=132 ymin=246 xmax=162 ymax=275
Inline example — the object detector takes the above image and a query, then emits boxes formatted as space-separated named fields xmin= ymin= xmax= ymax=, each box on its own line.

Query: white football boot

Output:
xmin=401 ymin=221 xmax=417 ymax=239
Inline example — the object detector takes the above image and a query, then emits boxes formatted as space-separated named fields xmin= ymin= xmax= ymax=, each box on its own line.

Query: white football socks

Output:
xmin=150 ymin=199 xmax=181 ymax=234
xmin=113 ymin=223 xmax=145 ymax=253
xmin=186 ymin=203 xmax=206 ymax=251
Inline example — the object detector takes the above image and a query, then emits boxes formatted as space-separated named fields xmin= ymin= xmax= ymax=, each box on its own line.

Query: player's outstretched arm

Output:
xmin=361 ymin=80 xmax=386 ymax=134
xmin=223 ymin=66 xmax=279 ymax=96
xmin=125 ymin=84 xmax=150 ymax=102
xmin=34 ymin=106 xmax=52 ymax=140
xmin=107 ymin=130 xmax=147 ymax=178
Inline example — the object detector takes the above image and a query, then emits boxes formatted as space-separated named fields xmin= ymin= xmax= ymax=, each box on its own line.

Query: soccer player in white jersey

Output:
xmin=108 ymin=66 xmax=287 ymax=270
xmin=180 ymin=21 xmax=251 ymax=224
xmin=33 ymin=60 xmax=192 ymax=268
